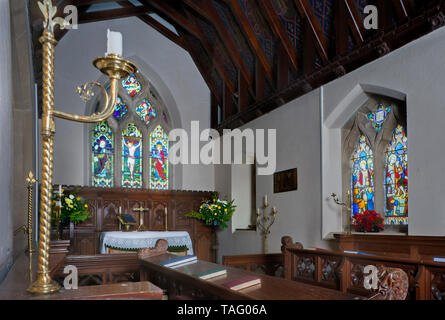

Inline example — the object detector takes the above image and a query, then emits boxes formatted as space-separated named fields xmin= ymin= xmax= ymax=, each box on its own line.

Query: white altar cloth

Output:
xmin=100 ymin=231 xmax=194 ymax=255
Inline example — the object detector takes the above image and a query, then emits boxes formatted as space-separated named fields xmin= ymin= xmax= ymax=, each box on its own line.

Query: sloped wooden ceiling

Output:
xmin=29 ymin=0 xmax=445 ymax=130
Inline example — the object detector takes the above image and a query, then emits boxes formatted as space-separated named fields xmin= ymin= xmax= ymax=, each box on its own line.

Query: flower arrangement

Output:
xmin=185 ymin=194 xmax=236 ymax=229
xmin=52 ymin=188 xmax=91 ymax=225
xmin=352 ymin=210 xmax=384 ymax=232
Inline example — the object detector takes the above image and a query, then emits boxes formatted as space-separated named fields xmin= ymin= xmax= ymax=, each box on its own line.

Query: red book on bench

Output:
xmin=222 ymin=275 xmax=261 ymax=291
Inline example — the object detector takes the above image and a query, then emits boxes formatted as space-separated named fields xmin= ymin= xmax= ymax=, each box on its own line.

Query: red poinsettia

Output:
xmin=352 ymin=210 xmax=384 ymax=232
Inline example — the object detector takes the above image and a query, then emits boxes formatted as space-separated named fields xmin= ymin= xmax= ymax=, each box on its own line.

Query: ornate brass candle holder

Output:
xmin=256 ymin=204 xmax=278 ymax=254
xmin=53 ymin=187 xmax=63 ymax=240
xmin=329 ymin=191 xmax=352 ymax=234
xmin=28 ymin=0 xmax=137 ymax=295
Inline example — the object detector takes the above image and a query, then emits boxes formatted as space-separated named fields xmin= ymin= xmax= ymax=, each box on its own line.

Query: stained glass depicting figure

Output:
xmin=136 ymin=99 xmax=156 ymax=125
xmin=351 ymin=136 xmax=374 ymax=216
xmin=384 ymin=125 xmax=408 ymax=225
xmin=149 ymin=126 xmax=168 ymax=190
xmin=122 ymin=123 xmax=143 ymax=188
xmin=122 ymin=74 xmax=142 ymax=97
xmin=92 ymin=122 xmax=114 ymax=187
xmin=367 ymin=104 xmax=391 ymax=131
xmin=113 ymin=96 xmax=128 ymax=121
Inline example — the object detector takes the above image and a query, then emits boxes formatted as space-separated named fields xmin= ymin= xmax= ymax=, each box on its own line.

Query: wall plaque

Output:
xmin=273 ymin=168 xmax=298 ymax=193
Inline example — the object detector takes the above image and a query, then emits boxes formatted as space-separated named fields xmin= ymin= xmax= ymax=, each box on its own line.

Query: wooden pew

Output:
xmin=138 ymin=244 xmax=357 ymax=300
xmin=280 ymin=236 xmax=445 ymax=300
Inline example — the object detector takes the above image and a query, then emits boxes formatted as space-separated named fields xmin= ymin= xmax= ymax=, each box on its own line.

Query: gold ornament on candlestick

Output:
xmin=28 ymin=0 xmax=137 ymax=295
xmin=256 ymin=196 xmax=278 ymax=254
xmin=328 ymin=191 xmax=352 ymax=234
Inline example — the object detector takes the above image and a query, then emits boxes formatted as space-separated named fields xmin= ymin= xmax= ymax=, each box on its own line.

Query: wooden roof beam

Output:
xmin=138 ymin=0 xmax=201 ymax=38
xmin=222 ymin=0 xmax=274 ymax=83
xmin=259 ymin=0 xmax=299 ymax=73
xmin=344 ymin=0 xmax=365 ymax=44
xmin=183 ymin=7 xmax=236 ymax=94
xmin=182 ymin=0 xmax=253 ymax=87
xmin=77 ymin=6 xmax=151 ymax=24
xmin=117 ymin=1 xmax=186 ymax=50
xmin=293 ymin=0 xmax=329 ymax=63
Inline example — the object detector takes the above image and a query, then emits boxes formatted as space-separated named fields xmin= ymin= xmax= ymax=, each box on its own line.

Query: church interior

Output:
xmin=1 ymin=0 xmax=445 ymax=302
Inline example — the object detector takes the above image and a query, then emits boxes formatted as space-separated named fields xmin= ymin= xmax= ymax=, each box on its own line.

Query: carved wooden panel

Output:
xmin=431 ymin=269 xmax=445 ymax=300
xmin=62 ymin=186 xmax=215 ymax=261
xmin=294 ymin=255 xmax=315 ymax=280
xmin=102 ymin=200 xmax=121 ymax=231
xmin=321 ymin=255 xmax=341 ymax=286
xmin=150 ymin=200 xmax=167 ymax=230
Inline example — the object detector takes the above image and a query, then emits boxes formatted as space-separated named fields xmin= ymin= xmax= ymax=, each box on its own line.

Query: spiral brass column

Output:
xmin=29 ymin=0 xmax=137 ymax=295
xmin=26 ymin=171 xmax=37 ymax=253
xmin=28 ymin=30 xmax=60 ymax=294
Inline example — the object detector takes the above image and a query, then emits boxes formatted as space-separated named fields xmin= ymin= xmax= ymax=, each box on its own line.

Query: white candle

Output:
xmin=59 ymin=184 xmax=62 ymax=195
xmin=106 ymin=29 xmax=123 ymax=56
xmin=264 ymin=195 xmax=268 ymax=206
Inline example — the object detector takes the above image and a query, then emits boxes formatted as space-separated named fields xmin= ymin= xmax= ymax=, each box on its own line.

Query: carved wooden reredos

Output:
xmin=59 ymin=186 xmax=215 ymax=262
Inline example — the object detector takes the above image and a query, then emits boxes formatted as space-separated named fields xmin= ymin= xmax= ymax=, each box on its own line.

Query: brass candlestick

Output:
xmin=256 ymin=202 xmax=278 ymax=254
xmin=26 ymin=172 xmax=37 ymax=253
xmin=53 ymin=187 xmax=63 ymax=240
xmin=29 ymin=0 xmax=137 ymax=295
xmin=14 ymin=172 xmax=37 ymax=253
xmin=329 ymin=191 xmax=352 ymax=234
xmin=164 ymin=207 xmax=168 ymax=232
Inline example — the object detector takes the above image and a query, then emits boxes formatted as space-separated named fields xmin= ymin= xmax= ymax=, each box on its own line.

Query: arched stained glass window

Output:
xmin=351 ymin=136 xmax=374 ymax=216
xmin=122 ymin=123 xmax=143 ymax=188
xmin=92 ymin=122 xmax=114 ymax=187
xmin=384 ymin=125 xmax=408 ymax=225
xmin=136 ymin=98 xmax=156 ymax=125
xmin=122 ymin=74 xmax=142 ymax=97
xmin=149 ymin=125 xmax=169 ymax=190
xmin=113 ymin=96 xmax=128 ymax=121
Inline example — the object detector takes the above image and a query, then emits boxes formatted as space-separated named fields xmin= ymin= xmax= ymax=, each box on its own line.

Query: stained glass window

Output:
xmin=113 ymin=96 xmax=128 ymax=121
xmin=92 ymin=122 xmax=114 ymax=187
xmin=367 ymin=104 xmax=391 ymax=131
xmin=149 ymin=125 xmax=168 ymax=190
xmin=384 ymin=125 xmax=408 ymax=225
xmin=122 ymin=74 xmax=142 ymax=97
xmin=122 ymin=123 xmax=143 ymax=189
xmin=351 ymin=136 xmax=374 ymax=216
xmin=136 ymin=99 xmax=156 ymax=125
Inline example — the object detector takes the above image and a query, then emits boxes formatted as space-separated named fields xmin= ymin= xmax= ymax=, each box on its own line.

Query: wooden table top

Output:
xmin=0 ymin=253 xmax=163 ymax=300
xmin=140 ymin=254 xmax=357 ymax=300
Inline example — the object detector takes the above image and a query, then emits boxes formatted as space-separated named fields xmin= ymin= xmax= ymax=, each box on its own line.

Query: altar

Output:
xmin=100 ymin=231 xmax=194 ymax=255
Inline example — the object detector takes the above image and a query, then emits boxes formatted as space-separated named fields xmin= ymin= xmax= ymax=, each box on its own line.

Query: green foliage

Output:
xmin=185 ymin=193 xmax=236 ymax=229
xmin=51 ymin=188 xmax=91 ymax=225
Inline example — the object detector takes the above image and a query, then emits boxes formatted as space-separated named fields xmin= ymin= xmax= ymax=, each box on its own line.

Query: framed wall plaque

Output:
xmin=273 ymin=168 xmax=298 ymax=193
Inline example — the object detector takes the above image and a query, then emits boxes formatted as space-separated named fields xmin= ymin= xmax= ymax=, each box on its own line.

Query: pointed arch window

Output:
xmin=92 ymin=121 xmax=114 ymax=187
xmin=89 ymin=71 xmax=172 ymax=189
xmin=351 ymin=135 xmax=375 ymax=215
xmin=122 ymin=123 xmax=143 ymax=189
xmin=384 ymin=125 xmax=408 ymax=225
xmin=149 ymin=125 xmax=169 ymax=190
xmin=342 ymin=98 xmax=408 ymax=231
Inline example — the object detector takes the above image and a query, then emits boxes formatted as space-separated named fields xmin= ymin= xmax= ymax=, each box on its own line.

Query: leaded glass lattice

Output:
xmin=122 ymin=74 xmax=142 ymax=97
xmin=351 ymin=136 xmax=375 ymax=216
xmin=113 ymin=96 xmax=128 ymax=121
xmin=384 ymin=125 xmax=408 ymax=225
xmin=367 ymin=104 xmax=391 ymax=131
xmin=136 ymin=98 xmax=156 ymax=125
xmin=149 ymin=125 xmax=168 ymax=190
xmin=92 ymin=121 xmax=114 ymax=187
xmin=122 ymin=123 xmax=143 ymax=189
